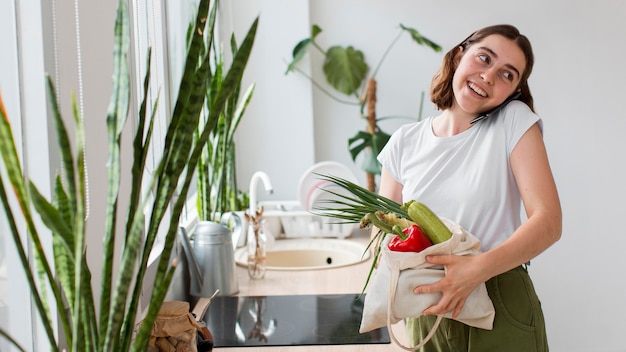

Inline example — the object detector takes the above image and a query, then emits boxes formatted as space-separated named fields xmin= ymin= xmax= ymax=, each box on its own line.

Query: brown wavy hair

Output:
xmin=430 ymin=24 xmax=535 ymax=112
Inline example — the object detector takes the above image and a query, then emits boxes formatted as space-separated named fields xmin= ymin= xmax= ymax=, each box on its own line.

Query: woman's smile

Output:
xmin=468 ymin=81 xmax=488 ymax=98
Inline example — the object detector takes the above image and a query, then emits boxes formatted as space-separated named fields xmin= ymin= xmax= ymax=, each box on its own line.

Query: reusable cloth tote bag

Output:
xmin=360 ymin=219 xmax=495 ymax=351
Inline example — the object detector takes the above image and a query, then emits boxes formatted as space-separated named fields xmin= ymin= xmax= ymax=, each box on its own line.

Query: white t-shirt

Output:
xmin=377 ymin=100 xmax=542 ymax=251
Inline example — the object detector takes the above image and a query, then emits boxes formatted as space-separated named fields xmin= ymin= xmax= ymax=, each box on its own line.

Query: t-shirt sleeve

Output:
xmin=377 ymin=125 xmax=404 ymax=184
xmin=502 ymin=100 xmax=543 ymax=156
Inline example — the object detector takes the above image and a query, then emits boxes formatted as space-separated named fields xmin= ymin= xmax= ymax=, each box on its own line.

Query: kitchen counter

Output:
xmin=212 ymin=232 xmax=407 ymax=352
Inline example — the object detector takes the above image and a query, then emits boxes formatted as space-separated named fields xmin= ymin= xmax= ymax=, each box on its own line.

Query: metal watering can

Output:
xmin=179 ymin=213 xmax=242 ymax=297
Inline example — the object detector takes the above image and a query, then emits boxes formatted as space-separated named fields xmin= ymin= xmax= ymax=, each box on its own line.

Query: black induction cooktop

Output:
xmin=204 ymin=293 xmax=390 ymax=347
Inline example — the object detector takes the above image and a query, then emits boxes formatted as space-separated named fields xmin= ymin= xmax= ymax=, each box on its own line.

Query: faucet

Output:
xmin=249 ymin=171 xmax=273 ymax=215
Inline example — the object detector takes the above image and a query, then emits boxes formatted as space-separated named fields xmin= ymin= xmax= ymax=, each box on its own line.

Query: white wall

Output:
xmin=221 ymin=0 xmax=316 ymax=201
xmin=231 ymin=1 xmax=626 ymax=351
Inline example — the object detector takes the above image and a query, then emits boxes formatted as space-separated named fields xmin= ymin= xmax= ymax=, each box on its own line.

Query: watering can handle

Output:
xmin=220 ymin=212 xmax=243 ymax=243
xmin=178 ymin=227 xmax=203 ymax=291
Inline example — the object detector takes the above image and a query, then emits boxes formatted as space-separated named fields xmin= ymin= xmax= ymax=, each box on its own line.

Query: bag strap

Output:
xmin=386 ymin=263 xmax=443 ymax=351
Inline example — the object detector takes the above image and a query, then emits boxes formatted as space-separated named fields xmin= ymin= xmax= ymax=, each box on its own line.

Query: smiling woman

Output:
xmin=375 ymin=24 xmax=561 ymax=352
xmin=3 ymin=1 xmax=626 ymax=351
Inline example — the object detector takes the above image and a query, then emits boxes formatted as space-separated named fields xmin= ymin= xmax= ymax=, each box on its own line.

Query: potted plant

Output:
xmin=196 ymin=29 xmax=256 ymax=223
xmin=178 ymin=4 xmax=261 ymax=299
xmin=0 ymin=0 xmax=258 ymax=350
xmin=286 ymin=24 xmax=441 ymax=191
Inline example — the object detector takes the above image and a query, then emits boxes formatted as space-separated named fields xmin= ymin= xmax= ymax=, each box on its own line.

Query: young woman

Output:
xmin=376 ymin=24 xmax=562 ymax=351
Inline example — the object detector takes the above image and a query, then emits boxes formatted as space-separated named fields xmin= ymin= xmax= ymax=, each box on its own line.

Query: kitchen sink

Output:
xmin=234 ymin=238 xmax=370 ymax=271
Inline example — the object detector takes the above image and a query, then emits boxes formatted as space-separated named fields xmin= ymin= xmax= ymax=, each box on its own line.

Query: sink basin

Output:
xmin=234 ymin=238 xmax=370 ymax=271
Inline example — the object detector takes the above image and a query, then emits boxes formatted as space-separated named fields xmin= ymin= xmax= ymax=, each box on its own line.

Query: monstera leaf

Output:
xmin=348 ymin=129 xmax=391 ymax=174
xmin=322 ymin=46 xmax=369 ymax=96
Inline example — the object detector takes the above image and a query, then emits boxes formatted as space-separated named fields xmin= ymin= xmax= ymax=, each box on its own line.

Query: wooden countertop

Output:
xmin=212 ymin=233 xmax=407 ymax=352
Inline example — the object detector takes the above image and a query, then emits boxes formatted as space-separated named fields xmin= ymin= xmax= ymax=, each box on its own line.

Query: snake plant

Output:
xmin=0 ymin=0 xmax=258 ymax=351
xmin=196 ymin=26 xmax=256 ymax=222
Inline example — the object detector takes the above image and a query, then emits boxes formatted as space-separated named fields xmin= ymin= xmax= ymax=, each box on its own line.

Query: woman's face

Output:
xmin=452 ymin=34 xmax=527 ymax=116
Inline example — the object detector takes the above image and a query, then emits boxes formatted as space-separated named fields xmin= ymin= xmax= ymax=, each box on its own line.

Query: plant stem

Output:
xmin=370 ymin=28 xmax=404 ymax=80
xmin=287 ymin=62 xmax=360 ymax=105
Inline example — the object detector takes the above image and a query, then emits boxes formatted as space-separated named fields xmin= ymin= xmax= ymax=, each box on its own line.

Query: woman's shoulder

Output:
xmin=497 ymin=100 xmax=541 ymax=129
xmin=493 ymin=100 xmax=543 ymax=149
xmin=395 ymin=117 xmax=432 ymax=135
xmin=502 ymin=100 xmax=537 ymax=117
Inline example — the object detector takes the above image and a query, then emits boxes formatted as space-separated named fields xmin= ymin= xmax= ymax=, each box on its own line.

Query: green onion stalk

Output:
xmin=311 ymin=173 xmax=416 ymax=292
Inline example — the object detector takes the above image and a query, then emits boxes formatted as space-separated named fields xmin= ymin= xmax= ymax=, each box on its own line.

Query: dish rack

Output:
xmin=259 ymin=201 xmax=356 ymax=239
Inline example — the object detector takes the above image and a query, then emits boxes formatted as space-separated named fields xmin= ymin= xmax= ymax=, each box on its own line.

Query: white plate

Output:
xmin=297 ymin=161 xmax=359 ymax=211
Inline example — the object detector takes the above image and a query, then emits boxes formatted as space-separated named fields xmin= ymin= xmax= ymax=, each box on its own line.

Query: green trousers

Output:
xmin=406 ymin=265 xmax=548 ymax=352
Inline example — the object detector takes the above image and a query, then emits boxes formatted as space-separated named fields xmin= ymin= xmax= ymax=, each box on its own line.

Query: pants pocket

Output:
xmin=478 ymin=266 xmax=549 ymax=352
xmin=491 ymin=267 xmax=536 ymax=329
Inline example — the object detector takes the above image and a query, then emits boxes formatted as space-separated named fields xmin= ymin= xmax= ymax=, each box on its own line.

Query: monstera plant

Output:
xmin=0 ymin=0 xmax=258 ymax=351
xmin=286 ymin=24 xmax=441 ymax=191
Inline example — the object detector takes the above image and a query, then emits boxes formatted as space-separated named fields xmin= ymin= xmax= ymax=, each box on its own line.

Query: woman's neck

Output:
xmin=431 ymin=109 xmax=475 ymax=137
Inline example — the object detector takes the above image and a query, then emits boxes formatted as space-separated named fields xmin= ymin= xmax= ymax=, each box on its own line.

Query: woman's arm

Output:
xmin=479 ymin=122 xmax=562 ymax=278
xmin=378 ymin=167 xmax=403 ymax=203
xmin=368 ymin=168 xmax=404 ymax=257
xmin=418 ymin=122 xmax=562 ymax=317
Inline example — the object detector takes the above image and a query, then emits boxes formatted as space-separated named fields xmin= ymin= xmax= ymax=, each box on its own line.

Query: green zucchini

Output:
xmin=407 ymin=202 xmax=452 ymax=244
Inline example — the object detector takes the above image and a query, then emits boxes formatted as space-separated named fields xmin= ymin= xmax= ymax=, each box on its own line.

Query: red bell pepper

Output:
xmin=388 ymin=224 xmax=433 ymax=252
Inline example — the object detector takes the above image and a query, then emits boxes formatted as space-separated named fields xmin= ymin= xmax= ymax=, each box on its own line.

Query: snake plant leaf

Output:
xmin=0 ymin=173 xmax=59 ymax=349
xmin=127 ymin=47 xmax=157 ymax=237
xmin=107 ymin=0 xmax=131 ymax=137
xmin=323 ymin=46 xmax=369 ymax=96
xmin=129 ymin=255 xmax=177 ymax=352
xmin=400 ymin=24 xmax=442 ymax=52
xmin=0 ymin=94 xmax=63 ymax=349
xmin=53 ymin=176 xmax=74 ymax=245
xmin=228 ymin=83 xmax=255 ymax=143
xmin=169 ymin=0 xmax=214 ymax=131
xmin=0 ymin=328 xmax=27 ymax=352
xmin=46 ymin=76 xmax=78 ymax=220
xmin=50 ymin=176 xmax=78 ymax=328
xmin=69 ymin=90 xmax=92 ymax=352
xmin=99 ymin=0 xmax=130 ymax=340
xmin=29 ymin=181 xmax=73 ymax=246
xmin=0 ymin=102 xmax=28 ymax=207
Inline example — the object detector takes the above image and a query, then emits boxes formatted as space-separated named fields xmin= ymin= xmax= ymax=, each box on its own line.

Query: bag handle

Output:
xmin=386 ymin=264 xmax=443 ymax=351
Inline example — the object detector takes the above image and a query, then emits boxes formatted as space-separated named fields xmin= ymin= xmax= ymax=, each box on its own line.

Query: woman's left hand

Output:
xmin=413 ymin=254 xmax=487 ymax=318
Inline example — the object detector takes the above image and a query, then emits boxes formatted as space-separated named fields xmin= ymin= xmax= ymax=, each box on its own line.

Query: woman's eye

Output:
xmin=502 ymin=71 xmax=514 ymax=81
xmin=478 ymin=54 xmax=490 ymax=64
